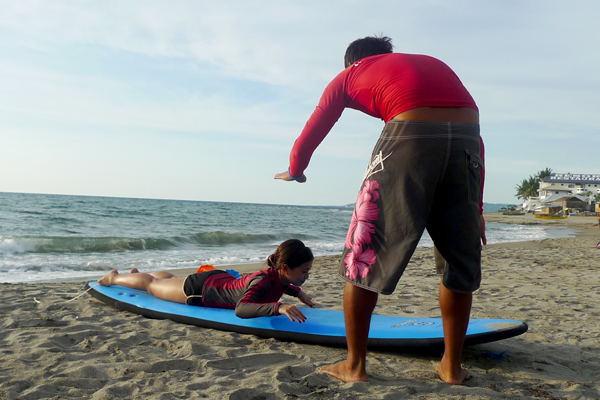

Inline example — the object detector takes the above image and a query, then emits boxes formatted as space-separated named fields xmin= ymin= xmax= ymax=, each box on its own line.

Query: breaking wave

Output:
xmin=0 ymin=232 xmax=313 ymax=255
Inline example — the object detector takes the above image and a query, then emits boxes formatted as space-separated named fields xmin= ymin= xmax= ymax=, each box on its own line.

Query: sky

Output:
xmin=1 ymin=1 xmax=599 ymax=206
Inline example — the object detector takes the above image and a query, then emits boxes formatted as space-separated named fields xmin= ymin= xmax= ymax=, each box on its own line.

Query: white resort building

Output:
xmin=521 ymin=173 xmax=600 ymax=213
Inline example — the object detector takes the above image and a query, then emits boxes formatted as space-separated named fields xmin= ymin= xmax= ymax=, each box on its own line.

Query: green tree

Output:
xmin=537 ymin=168 xmax=553 ymax=180
xmin=516 ymin=175 xmax=540 ymax=199
xmin=594 ymin=192 xmax=600 ymax=203
xmin=515 ymin=168 xmax=553 ymax=200
xmin=515 ymin=179 xmax=528 ymax=199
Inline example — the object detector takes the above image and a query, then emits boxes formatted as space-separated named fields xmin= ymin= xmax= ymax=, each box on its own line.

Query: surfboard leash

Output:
xmin=33 ymin=283 xmax=100 ymax=304
xmin=65 ymin=283 xmax=99 ymax=303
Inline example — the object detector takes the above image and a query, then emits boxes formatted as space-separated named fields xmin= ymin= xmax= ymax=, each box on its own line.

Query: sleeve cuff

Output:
xmin=288 ymin=168 xmax=303 ymax=181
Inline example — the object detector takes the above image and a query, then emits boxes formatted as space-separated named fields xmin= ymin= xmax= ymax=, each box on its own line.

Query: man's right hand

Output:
xmin=274 ymin=171 xmax=307 ymax=183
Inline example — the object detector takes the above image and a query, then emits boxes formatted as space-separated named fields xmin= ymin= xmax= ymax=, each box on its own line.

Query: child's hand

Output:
xmin=298 ymin=291 xmax=315 ymax=308
xmin=278 ymin=304 xmax=307 ymax=323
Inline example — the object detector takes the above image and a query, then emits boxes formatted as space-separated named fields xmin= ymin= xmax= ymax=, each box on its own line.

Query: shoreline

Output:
xmin=483 ymin=212 xmax=598 ymax=227
xmin=483 ymin=212 xmax=599 ymax=248
xmin=1 ymin=214 xmax=599 ymax=398
xmin=31 ymin=213 xmax=599 ymax=285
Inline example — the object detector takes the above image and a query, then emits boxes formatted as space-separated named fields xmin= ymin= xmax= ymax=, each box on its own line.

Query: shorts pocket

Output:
xmin=465 ymin=149 xmax=483 ymax=205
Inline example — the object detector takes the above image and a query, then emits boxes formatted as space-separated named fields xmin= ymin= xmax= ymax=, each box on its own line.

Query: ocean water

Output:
xmin=0 ymin=192 xmax=575 ymax=283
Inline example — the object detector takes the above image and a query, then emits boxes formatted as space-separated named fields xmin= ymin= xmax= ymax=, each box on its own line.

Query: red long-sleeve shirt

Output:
xmin=201 ymin=268 xmax=301 ymax=318
xmin=289 ymin=52 xmax=484 ymax=213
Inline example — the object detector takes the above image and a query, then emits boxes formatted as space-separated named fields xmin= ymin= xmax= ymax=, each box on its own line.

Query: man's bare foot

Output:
xmin=437 ymin=361 xmax=468 ymax=385
xmin=319 ymin=361 xmax=368 ymax=382
xmin=130 ymin=268 xmax=139 ymax=274
xmin=98 ymin=270 xmax=118 ymax=286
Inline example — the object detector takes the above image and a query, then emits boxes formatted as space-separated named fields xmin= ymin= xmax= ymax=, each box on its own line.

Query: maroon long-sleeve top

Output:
xmin=288 ymin=52 xmax=485 ymax=213
xmin=201 ymin=268 xmax=301 ymax=318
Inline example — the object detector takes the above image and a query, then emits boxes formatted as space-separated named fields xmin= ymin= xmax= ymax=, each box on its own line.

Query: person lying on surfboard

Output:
xmin=97 ymin=239 xmax=315 ymax=323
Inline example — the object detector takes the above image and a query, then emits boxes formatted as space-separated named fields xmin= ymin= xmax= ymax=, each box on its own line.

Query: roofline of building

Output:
xmin=542 ymin=173 xmax=600 ymax=184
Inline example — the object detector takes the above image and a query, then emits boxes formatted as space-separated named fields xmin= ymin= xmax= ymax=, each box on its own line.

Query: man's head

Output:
xmin=344 ymin=35 xmax=393 ymax=68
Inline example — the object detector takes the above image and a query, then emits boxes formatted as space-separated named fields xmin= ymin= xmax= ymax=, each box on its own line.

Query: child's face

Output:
xmin=282 ymin=261 xmax=312 ymax=286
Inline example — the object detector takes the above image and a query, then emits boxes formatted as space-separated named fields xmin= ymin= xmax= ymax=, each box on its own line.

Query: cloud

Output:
xmin=1 ymin=0 xmax=600 ymax=204
xmin=0 ymin=1 xmax=343 ymax=88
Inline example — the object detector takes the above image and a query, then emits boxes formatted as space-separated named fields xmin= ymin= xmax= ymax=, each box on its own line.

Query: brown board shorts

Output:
xmin=434 ymin=246 xmax=447 ymax=275
xmin=338 ymin=120 xmax=483 ymax=294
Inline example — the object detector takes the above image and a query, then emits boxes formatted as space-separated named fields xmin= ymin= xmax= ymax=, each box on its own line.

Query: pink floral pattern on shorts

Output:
xmin=344 ymin=180 xmax=380 ymax=280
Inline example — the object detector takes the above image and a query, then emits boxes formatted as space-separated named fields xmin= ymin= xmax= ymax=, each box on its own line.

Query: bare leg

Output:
xmin=437 ymin=281 xmax=472 ymax=384
xmin=149 ymin=271 xmax=176 ymax=279
xmin=320 ymin=282 xmax=378 ymax=382
xmin=130 ymin=268 xmax=174 ymax=279
xmin=98 ymin=270 xmax=187 ymax=304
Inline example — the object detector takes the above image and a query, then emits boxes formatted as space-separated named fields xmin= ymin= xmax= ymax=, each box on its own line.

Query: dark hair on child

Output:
xmin=267 ymin=239 xmax=314 ymax=270
xmin=344 ymin=35 xmax=394 ymax=68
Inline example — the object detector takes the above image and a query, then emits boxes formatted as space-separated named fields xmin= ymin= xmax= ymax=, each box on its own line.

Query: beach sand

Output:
xmin=1 ymin=214 xmax=599 ymax=399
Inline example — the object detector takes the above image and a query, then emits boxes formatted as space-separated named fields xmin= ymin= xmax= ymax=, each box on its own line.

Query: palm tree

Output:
xmin=515 ymin=168 xmax=553 ymax=200
xmin=515 ymin=179 xmax=529 ymax=199
xmin=516 ymin=175 xmax=540 ymax=199
xmin=537 ymin=168 xmax=553 ymax=181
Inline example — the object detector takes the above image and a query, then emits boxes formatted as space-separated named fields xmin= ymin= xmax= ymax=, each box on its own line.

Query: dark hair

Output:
xmin=267 ymin=239 xmax=314 ymax=271
xmin=344 ymin=35 xmax=394 ymax=68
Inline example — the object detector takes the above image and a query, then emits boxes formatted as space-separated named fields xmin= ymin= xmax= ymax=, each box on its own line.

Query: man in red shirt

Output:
xmin=276 ymin=36 xmax=486 ymax=385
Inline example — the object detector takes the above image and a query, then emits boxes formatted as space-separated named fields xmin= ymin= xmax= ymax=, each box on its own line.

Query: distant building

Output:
xmin=521 ymin=173 xmax=599 ymax=213
xmin=542 ymin=173 xmax=600 ymax=197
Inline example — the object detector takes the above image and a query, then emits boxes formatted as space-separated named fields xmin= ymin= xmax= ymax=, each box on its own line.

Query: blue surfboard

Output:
xmin=87 ymin=282 xmax=527 ymax=348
